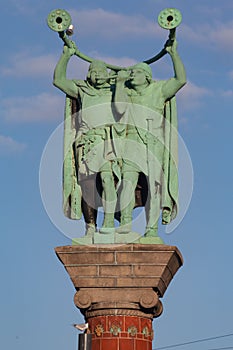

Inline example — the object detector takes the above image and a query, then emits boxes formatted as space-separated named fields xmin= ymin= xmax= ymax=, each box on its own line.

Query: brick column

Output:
xmin=55 ymin=244 xmax=183 ymax=350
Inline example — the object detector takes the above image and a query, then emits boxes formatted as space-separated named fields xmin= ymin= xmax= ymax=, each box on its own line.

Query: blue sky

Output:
xmin=1 ymin=0 xmax=233 ymax=349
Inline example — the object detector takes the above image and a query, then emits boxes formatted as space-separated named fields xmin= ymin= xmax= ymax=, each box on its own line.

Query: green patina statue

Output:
xmin=53 ymin=44 xmax=119 ymax=236
xmin=113 ymin=39 xmax=186 ymax=239
xmin=51 ymin=8 xmax=186 ymax=244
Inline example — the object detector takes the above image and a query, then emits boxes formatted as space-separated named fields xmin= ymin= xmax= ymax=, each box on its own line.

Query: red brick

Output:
xmin=140 ymin=318 xmax=153 ymax=336
xmin=136 ymin=339 xmax=151 ymax=350
xmin=120 ymin=332 xmax=129 ymax=338
xmin=137 ymin=334 xmax=144 ymax=339
xmin=101 ymin=338 xmax=118 ymax=350
xmin=108 ymin=315 xmax=124 ymax=333
xmin=89 ymin=315 xmax=107 ymax=334
xmin=125 ymin=316 xmax=140 ymax=332
xmin=102 ymin=332 xmax=112 ymax=338
xmin=91 ymin=338 xmax=101 ymax=350
xmin=119 ymin=338 xmax=135 ymax=350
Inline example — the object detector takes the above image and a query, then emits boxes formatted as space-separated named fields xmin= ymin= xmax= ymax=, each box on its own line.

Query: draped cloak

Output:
xmin=63 ymin=79 xmax=117 ymax=220
xmin=62 ymin=80 xmax=178 ymax=225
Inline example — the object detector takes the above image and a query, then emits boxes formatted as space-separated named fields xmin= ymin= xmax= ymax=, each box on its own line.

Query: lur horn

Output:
xmin=158 ymin=8 xmax=182 ymax=30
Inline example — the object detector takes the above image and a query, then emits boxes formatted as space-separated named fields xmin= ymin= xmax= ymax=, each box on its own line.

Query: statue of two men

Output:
xmin=53 ymin=38 xmax=186 ymax=239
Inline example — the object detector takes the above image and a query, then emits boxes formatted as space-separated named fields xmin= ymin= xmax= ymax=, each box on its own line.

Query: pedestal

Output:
xmin=55 ymin=244 xmax=183 ymax=350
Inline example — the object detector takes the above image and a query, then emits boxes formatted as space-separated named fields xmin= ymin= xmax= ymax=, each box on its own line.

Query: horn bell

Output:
xmin=158 ymin=8 xmax=182 ymax=30
xmin=47 ymin=9 xmax=72 ymax=32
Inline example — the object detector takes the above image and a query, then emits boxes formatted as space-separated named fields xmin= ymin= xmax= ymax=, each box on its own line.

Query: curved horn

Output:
xmin=47 ymin=8 xmax=183 ymax=69
xmin=144 ymin=8 xmax=182 ymax=64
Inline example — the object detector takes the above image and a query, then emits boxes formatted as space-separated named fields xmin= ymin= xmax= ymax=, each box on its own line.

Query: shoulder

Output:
xmin=151 ymin=80 xmax=167 ymax=89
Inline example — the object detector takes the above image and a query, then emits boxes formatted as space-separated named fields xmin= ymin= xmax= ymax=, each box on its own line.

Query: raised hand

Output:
xmin=165 ymin=38 xmax=178 ymax=56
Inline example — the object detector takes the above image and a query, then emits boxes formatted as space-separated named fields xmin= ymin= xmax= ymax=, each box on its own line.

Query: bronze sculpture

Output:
xmin=48 ymin=8 xmax=186 ymax=243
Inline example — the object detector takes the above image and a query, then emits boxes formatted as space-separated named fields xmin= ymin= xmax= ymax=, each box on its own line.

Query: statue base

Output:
xmin=55 ymin=244 xmax=183 ymax=350
xmin=72 ymin=231 xmax=164 ymax=245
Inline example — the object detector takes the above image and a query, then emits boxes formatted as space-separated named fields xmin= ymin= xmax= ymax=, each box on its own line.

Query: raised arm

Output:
xmin=53 ymin=43 xmax=78 ymax=98
xmin=162 ymin=39 xmax=186 ymax=99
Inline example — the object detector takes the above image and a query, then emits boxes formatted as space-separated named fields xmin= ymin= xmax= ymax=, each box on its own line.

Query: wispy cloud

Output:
xmin=0 ymin=135 xmax=26 ymax=155
xmin=0 ymin=48 xmax=138 ymax=80
xmin=208 ymin=22 xmax=233 ymax=51
xmin=0 ymin=52 xmax=57 ymax=78
xmin=181 ymin=21 xmax=233 ymax=52
xmin=178 ymin=81 xmax=211 ymax=111
xmin=1 ymin=49 xmax=137 ymax=80
xmin=1 ymin=93 xmax=64 ymax=123
xmin=69 ymin=8 xmax=162 ymax=39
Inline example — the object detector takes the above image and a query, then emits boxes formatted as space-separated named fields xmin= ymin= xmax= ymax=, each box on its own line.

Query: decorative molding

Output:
xmin=110 ymin=324 xmax=121 ymax=336
xmin=85 ymin=308 xmax=155 ymax=319
xmin=128 ymin=326 xmax=138 ymax=337
xmin=94 ymin=324 xmax=104 ymax=337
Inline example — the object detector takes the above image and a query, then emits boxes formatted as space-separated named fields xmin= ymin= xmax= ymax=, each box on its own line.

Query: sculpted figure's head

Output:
xmin=129 ymin=63 xmax=152 ymax=87
xmin=87 ymin=60 xmax=109 ymax=87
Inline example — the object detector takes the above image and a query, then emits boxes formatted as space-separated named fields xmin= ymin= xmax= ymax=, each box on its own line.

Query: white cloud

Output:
xmin=178 ymin=81 xmax=211 ymax=111
xmin=181 ymin=21 xmax=233 ymax=52
xmin=180 ymin=24 xmax=207 ymax=44
xmin=70 ymin=8 xmax=162 ymax=39
xmin=0 ymin=135 xmax=26 ymax=155
xmin=208 ymin=22 xmax=233 ymax=51
xmin=1 ymin=93 xmax=64 ymax=123
xmin=0 ymin=52 xmax=57 ymax=78
xmin=0 ymin=49 xmax=136 ymax=80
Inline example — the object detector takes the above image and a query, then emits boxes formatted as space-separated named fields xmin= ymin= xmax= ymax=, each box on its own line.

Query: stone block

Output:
xmin=99 ymin=265 xmax=132 ymax=277
xmin=55 ymin=244 xmax=183 ymax=319
xmin=65 ymin=265 xmax=98 ymax=276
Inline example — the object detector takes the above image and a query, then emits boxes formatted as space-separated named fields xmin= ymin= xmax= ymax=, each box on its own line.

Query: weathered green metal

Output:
xmin=47 ymin=9 xmax=71 ymax=32
xmin=158 ymin=8 xmax=182 ymax=30
xmin=50 ymin=7 xmax=186 ymax=244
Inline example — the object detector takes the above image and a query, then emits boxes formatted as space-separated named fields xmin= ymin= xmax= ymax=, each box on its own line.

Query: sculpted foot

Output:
xmin=116 ymin=223 xmax=132 ymax=234
xmin=99 ymin=227 xmax=115 ymax=234
xmin=141 ymin=227 xmax=164 ymax=244
xmin=85 ymin=224 xmax=96 ymax=236
xmin=144 ymin=228 xmax=159 ymax=237
xmin=99 ymin=216 xmax=115 ymax=234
